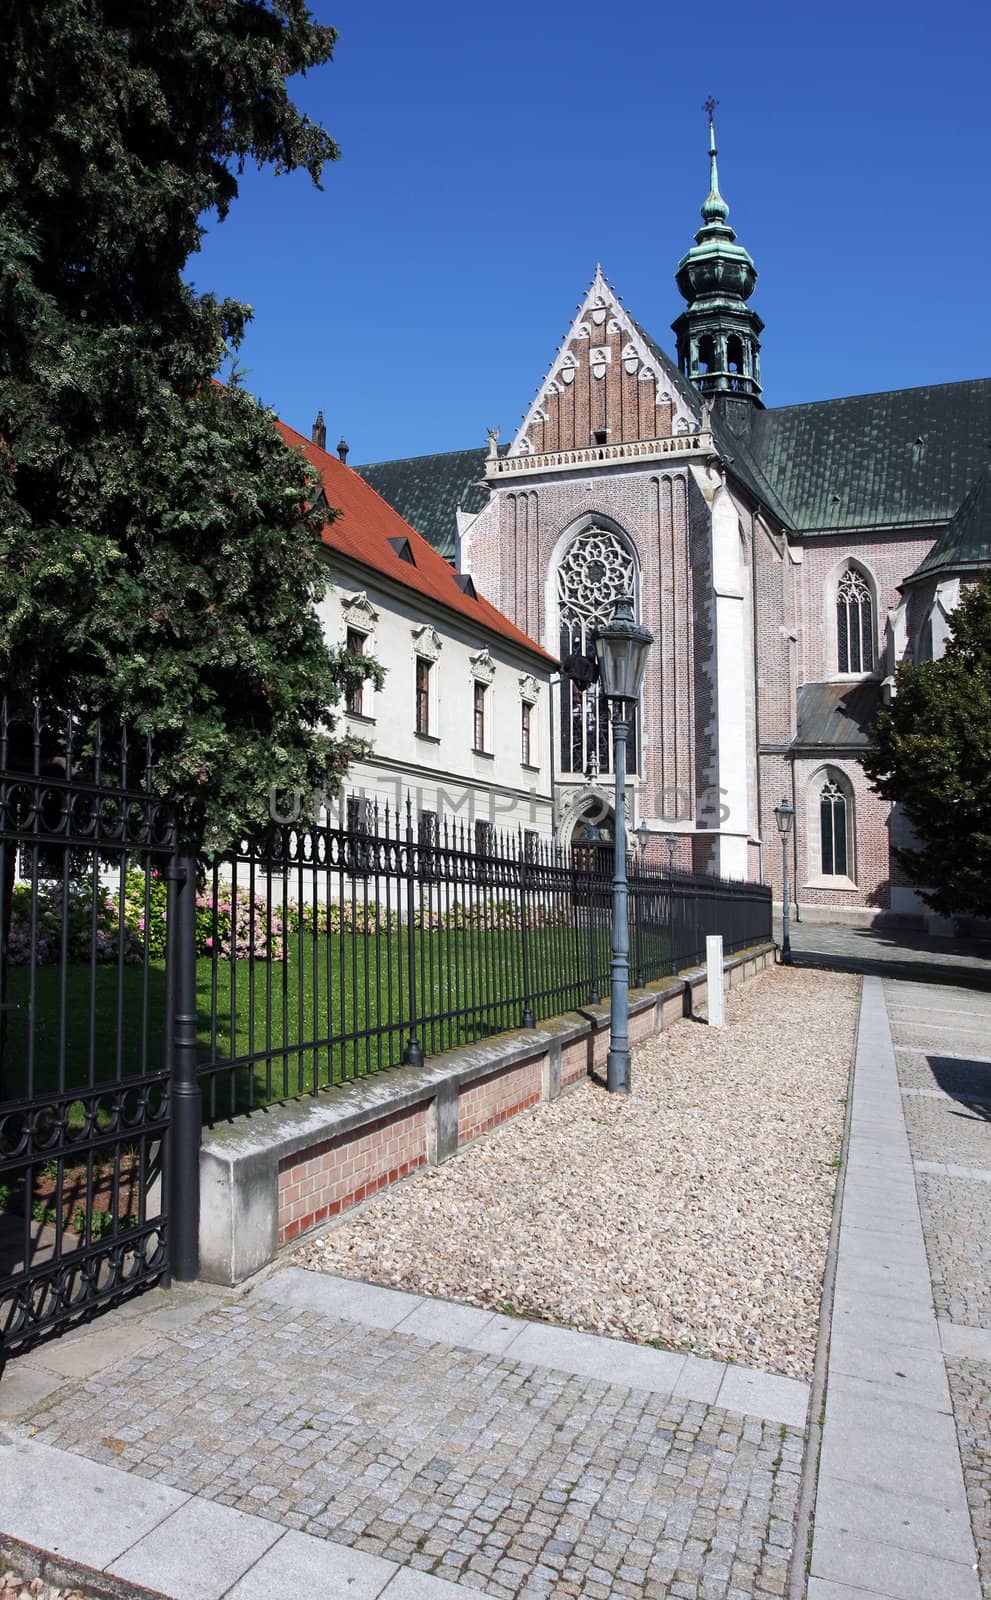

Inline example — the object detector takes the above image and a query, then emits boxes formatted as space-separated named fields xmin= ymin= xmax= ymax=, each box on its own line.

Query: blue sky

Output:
xmin=194 ymin=0 xmax=991 ymax=464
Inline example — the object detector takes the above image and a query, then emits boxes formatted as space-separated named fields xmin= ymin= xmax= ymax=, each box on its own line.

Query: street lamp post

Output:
xmin=775 ymin=797 xmax=795 ymax=966
xmin=665 ymin=832 xmax=677 ymax=874
xmin=592 ymin=595 xmax=654 ymax=1094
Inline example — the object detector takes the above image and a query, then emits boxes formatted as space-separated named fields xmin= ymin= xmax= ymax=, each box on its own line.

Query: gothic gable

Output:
xmin=509 ymin=266 xmax=701 ymax=459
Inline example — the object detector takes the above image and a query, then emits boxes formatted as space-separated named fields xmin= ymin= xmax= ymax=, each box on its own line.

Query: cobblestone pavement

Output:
xmin=888 ymin=977 xmax=991 ymax=1598
xmin=779 ymin=918 xmax=991 ymax=988
xmin=26 ymin=1292 xmax=803 ymax=1600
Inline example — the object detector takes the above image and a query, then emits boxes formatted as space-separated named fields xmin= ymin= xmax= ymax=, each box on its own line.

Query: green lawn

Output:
xmin=1 ymin=919 xmax=673 ymax=1120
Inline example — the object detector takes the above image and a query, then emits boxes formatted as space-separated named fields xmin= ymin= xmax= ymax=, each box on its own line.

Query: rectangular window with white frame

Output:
xmin=345 ymin=628 xmax=367 ymax=716
xmin=521 ymin=699 xmax=534 ymax=765
xmin=473 ymin=681 xmax=488 ymax=753
xmin=415 ymin=657 xmax=432 ymax=736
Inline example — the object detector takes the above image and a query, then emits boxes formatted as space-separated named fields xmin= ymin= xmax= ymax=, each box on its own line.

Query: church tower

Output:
xmin=672 ymin=102 xmax=764 ymax=409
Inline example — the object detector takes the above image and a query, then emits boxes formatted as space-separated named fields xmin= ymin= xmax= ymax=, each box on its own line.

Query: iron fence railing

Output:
xmin=1 ymin=710 xmax=772 ymax=1356
xmin=0 ymin=705 xmax=173 ymax=1362
xmin=195 ymin=801 xmax=772 ymax=1121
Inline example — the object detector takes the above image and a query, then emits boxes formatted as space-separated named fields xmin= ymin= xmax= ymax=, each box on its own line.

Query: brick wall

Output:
xmin=276 ymin=1104 xmax=428 ymax=1246
xmin=458 ymin=1058 xmax=543 ymax=1143
xmin=561 ymin=1038 xmax=588 ymax=1086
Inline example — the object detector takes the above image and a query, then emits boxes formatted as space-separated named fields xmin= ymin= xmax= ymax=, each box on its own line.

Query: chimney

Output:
xmin=311 ymin=410 xmax=326 ymax=450
xmin=337 ymin=436 xmax=350 ymax=463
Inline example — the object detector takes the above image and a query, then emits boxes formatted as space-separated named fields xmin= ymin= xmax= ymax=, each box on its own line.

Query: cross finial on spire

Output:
xmin=699 ymin=96 xmax=727 ymax=225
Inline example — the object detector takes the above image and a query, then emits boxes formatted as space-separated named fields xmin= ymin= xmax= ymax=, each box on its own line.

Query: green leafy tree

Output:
xmin=0 ymin=0 xmax=372 ymax=850
xmin=864 ymin=573 xmax=991 ymax=918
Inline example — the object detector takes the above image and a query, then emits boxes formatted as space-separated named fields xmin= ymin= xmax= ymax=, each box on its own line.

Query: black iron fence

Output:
xmin=0 ymin=707 xmax=174 ymax=1363
xmin=1 ymin=708 xmax=771 ymax=1360
xmin=196 ymin=803 xmax=771 ymax=1120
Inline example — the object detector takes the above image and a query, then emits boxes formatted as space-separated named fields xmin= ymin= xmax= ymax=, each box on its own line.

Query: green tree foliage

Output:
xmin=0 ymin=1 xmax=371 ymax=848
xmin=865 ymin=573 xmax=991 ymax=917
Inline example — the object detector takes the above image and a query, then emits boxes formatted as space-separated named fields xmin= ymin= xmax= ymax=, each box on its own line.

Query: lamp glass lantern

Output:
xmin=774 ymin=798 xmax=795 ymax=837
xmin=592 ymin=594 xmax=653 ymax=709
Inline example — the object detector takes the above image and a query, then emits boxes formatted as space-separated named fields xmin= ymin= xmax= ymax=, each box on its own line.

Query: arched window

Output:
xmin=556 ymin=527 xmax=638 ymax=776
xmin=697 ymin=335 xmax=716 ymax=374
xmin=836 ymin=567 xmax=875 ymax=673
xmin=819 ymin=779 xmax=849 ymax=877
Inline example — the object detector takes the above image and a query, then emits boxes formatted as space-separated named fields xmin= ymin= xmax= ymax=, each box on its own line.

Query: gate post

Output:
xmin=168 ymin=851 xmax=201 ymax=1280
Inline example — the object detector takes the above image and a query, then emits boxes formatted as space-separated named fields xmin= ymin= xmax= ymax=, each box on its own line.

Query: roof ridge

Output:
xmin=354 ymin=444 xmax=491 ymax=470
xmin=764 ymin=375 xmax=991 ymax=414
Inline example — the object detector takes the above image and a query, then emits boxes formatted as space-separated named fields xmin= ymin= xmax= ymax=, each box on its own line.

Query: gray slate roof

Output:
xmin=793 ymin=680 xmax=882 ymax=749
xmin=354 ymin=448 xmax=494 ymax=561
xmin=907 ymin=461 xmax=991 ymax=583
xmin=743 ymin=379 xmax=991 ymax=534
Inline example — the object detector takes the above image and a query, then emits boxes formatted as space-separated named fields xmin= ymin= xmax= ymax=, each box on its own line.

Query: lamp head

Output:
xmin=591 ymin=595 xmax=654 ymax=708
xmin=774 ymin=797 xmax=795 ymax=837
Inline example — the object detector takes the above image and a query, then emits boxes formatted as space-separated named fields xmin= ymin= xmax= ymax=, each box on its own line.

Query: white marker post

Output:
xmin=706 ymin=934 xmax=725 ymax=1028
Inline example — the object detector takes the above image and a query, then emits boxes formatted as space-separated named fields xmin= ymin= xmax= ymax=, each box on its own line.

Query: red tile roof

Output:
xmin=276 ymin=419 xmax=557 ymax=668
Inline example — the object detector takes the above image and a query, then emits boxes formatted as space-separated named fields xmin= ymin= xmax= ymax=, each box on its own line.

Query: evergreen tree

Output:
xmin=865 ymin=573 xmax=991 ymax=918
xmin=0 ymin=1 xmax=369 ymax=849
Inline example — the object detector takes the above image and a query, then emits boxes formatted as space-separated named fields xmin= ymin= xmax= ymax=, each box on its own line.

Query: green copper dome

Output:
xmin=672 ymin=104 xmax=764 ymax=404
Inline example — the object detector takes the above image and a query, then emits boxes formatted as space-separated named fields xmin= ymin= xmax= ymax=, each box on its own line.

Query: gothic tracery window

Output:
xmin=836 ymin=567 xmax=875 ymax=674
xmin=819 ymin=779 xmax=849 ymax=878
xmin=557 ymin=528 xmax=638 ymax=776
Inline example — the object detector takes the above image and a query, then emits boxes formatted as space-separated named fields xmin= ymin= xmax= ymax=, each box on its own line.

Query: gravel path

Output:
xmin=298 ymin=966 xmax=857 ymax=1380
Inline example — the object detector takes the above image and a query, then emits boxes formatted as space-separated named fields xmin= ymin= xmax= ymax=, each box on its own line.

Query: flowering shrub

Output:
xmin=121 ymin=868 xmax=169 ymax=959
xmin=5 ymin=875 xmax=569 ymax=964
xmin=195 ymin=886 xmax=288 ymax=961
xmin=6 ymin=878 xmax=143 ymax=966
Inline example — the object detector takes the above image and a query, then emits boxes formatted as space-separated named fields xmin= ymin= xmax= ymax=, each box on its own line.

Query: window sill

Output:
xmin=473 ymin=748 xmax=494 ymax=761
xmin=415 ymin=731 xmax=441 ymax=744
xmin=346 ymin=709 xmax=375 ymax=725
xmin=803 ymin=875 xmax=858 ymax=891
xmin=521 ymin=762 xmax=541 ymax=773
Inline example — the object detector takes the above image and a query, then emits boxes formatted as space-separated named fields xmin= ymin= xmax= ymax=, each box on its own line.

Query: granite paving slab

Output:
xmin=811 ymin=976 xmax=981 ymax=1600
xmin=888 ymin=974 xmax=991 ymax=1599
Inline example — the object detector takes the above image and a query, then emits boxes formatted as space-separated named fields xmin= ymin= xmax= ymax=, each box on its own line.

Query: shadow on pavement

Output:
xmin=777 ymin=922 xmax=991 ymax=993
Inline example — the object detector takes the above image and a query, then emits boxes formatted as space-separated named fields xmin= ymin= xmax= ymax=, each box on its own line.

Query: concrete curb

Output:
xmin=1 ymin=1534 xmax=171 ymax=1600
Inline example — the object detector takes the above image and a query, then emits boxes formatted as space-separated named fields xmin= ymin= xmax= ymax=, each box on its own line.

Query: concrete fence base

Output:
xmin=198 ymin=943 xmax=775 ymax=1285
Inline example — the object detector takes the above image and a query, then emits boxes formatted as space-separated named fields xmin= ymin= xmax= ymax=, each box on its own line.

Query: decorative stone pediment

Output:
xmin=411 ymin=624 xmax=442 ymax=661
xmin=469 ymin=649 xmax=496 ymax=686
xmin=341 ymin=591 xmax=379 ymax=631
xmin=518 ymin=674 xmax=540 ymax=703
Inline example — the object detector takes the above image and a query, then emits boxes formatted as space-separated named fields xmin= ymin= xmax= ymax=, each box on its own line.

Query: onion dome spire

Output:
xmin=702 ymin=98 xmax=730 ymax=227
xmin=672 ymin=100 xmax=764 ymax=407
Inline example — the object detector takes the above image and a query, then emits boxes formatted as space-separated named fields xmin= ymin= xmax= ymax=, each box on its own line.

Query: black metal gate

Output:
xmin=0 ymin=708 xmax=175 ymax=1369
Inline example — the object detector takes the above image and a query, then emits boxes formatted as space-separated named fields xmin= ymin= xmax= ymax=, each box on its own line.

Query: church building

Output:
xmin=355 ymin=111 xmax=991 ymax=928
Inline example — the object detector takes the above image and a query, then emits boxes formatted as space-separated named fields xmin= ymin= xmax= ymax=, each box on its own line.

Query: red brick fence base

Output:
xmin=199 ymin=943 xmax=774 ymax=1284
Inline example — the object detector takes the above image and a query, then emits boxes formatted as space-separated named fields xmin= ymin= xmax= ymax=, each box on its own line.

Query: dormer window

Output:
xmin=388 ymin=536 xmax=415 ymax=565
